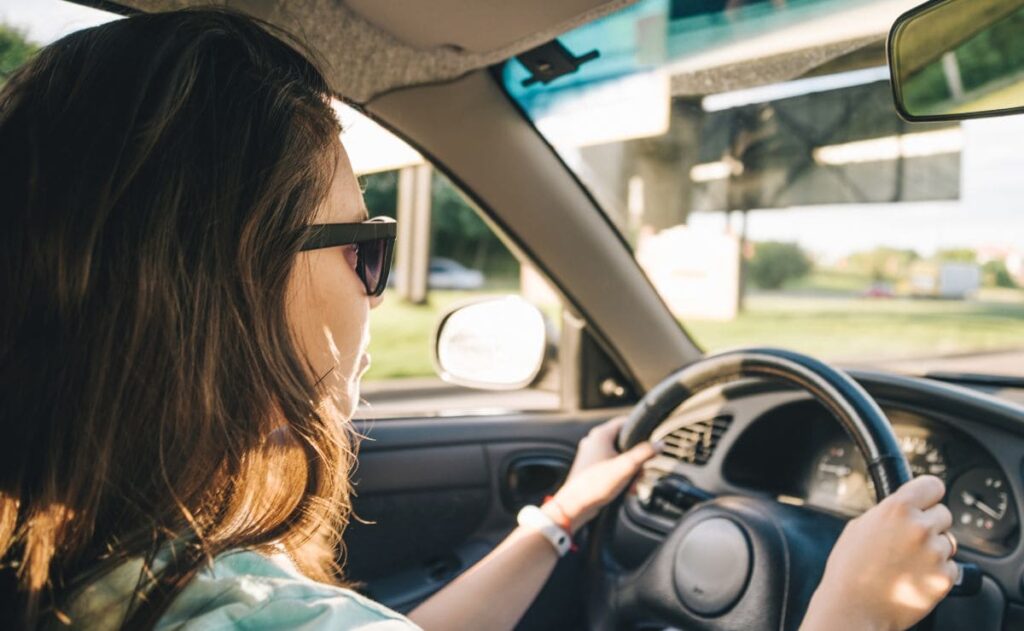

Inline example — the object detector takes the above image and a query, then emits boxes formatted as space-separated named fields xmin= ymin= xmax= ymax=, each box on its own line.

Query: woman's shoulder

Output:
xmin=157 ymin=550 xmax=420 ymax=631
xmin=66 ymin=549 xmax=420 ymax=631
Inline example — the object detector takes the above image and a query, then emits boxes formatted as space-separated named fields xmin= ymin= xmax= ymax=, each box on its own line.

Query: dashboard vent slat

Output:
xmin=660 ymin=416 xmax=733 ymax=465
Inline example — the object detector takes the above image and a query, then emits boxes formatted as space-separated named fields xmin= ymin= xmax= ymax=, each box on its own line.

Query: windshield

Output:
xmin=502 ymin=0 xmax=1024 ymax=379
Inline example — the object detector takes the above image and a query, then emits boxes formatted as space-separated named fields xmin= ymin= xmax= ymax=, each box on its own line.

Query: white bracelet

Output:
xmin=517 ymin=505 xmax=572 ymax=557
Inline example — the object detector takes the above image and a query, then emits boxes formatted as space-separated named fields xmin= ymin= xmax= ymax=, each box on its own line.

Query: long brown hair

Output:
xmin=0 ymin=8 xmax=354 ymax=627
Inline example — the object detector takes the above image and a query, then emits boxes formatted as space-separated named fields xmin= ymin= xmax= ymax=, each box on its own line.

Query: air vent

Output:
xmin=660 ymin=416 xmax=733 ymax=465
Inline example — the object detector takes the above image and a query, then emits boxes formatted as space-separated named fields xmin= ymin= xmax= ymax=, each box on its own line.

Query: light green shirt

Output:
xmin=62 ymin=549 xmax=421 ymax=630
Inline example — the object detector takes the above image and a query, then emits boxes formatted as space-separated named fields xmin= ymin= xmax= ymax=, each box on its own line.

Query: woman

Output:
xmin=0 ymin=8 xmax=958 ymax=630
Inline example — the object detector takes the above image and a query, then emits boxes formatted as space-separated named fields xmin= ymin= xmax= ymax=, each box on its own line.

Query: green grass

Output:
xmin=784 ymin=269 xmax=874 ymax=295
xmin=952 ymin=77 xmax=1024 ymax=114
xmin=365 ymin=289 xmax=1024 ymax=381
xmin=689 ymin=294 xmax=1024 ymax=362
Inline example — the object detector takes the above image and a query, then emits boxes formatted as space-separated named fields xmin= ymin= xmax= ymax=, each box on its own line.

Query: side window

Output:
xmin=0 ymin=9 xmax=563 ymax=419
xmin=0 ymin=2 xmax=116 ymax=53
xmin=335 ymin=105 xmax=563 ymax=418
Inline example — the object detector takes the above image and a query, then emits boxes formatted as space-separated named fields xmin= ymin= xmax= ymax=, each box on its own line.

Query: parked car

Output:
xmin=388 ymin=257 xmax=485 ymax=291
xmin=861 ymin=281 xmax=896 ymax=299
xmin=428 ymin=257 xmax=485 ymax=290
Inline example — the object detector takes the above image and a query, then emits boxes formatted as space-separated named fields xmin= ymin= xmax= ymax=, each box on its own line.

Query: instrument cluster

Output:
xmin=806 ymin=411 xmax=1018 ymax=555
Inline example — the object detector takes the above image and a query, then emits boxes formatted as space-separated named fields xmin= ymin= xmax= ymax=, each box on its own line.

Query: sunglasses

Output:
xmin=299 ymin=216 xmax=397 ymax=297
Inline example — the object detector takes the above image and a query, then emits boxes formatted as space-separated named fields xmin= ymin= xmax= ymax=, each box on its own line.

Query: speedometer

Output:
xmin=811 ymin=428 xmax=948 ymax=515
xmin=810 ymin=441 xmax=873 ymax=514
xmin=948 ymin=468 xmax=1018 ymax=543
xmin=896 ymin=433 xmax=948 ymax=481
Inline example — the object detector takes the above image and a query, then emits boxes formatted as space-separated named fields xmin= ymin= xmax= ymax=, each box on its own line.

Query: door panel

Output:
xmin=353 ymin=444 xmax=489 ymax=494
xmin=344 ymin=410 xmax=623 ymax=627
xmin=345 ymin=488 xmax=492 ymax=584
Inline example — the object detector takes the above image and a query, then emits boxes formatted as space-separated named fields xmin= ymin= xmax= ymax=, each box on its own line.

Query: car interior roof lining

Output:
xmin=106 ymin=0 xmax=636 ymax=104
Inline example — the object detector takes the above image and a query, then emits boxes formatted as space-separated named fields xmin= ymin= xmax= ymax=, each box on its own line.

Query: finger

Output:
xmin=591 ymin=416 xmax=628 ymax=438
xmin=931 ymin=532 xmax=954 ymax=560
xmin=596 ymin=444 xmax=657 ymax=498
xmin=941 ymin=559 xmax=960 ymax=594
xmin=921 ymin=503 xmax=953 ymax=533
xmin=945 ymin=531 xmax=958 ymax=558
xmin=894 ymin=475 xmax=946 ymax=510
xmin=619 ymin=442 xmax=658 ymax=470
xmin=602 ymin=443 xmax=655 ymax=483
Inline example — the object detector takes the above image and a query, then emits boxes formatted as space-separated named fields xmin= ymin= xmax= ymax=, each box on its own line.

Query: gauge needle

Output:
xmin=819 ymin=464 xmax=852 ymax=476
xmin=962 ymin=491 xmax=1001 ymax=519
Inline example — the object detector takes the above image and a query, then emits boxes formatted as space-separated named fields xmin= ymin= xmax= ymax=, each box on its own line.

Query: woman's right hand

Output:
xmin=801 ymin=475 xmax=958 ymax=631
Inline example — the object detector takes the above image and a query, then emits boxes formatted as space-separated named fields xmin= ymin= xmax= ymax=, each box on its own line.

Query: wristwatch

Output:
xmin=517 ymin=504 xmax=573 ymax=557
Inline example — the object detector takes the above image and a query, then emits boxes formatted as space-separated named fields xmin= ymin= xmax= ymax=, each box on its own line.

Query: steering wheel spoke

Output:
xmin=606 ymin=496 xmax=846 ymax=631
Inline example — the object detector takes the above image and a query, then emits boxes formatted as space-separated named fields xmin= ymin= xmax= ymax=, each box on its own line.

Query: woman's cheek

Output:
xmin=287 ymin=248 xmax=371 ymax=418
xmin=330 ymin=285 xmax=372 ymax=412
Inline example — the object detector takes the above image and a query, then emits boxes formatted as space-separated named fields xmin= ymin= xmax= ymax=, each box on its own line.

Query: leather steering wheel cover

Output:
xmin=617 ymin=347 xmax=912 ymax=498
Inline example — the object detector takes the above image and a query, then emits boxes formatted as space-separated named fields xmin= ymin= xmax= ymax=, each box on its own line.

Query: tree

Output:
xmin=360 ymin=169 xmax=518 ymax=279
xmin=360 ymin=171 xmax=398 ymax=218
xmin=747 ymin=241 xmax=812 ymax=290
xmin=0 ymin=24 xmax=37 ymax=83
xmin=935 ymin=248 xmax=977 ymax=263
xmin=847 ymin=247 xmax=919 ymax=282
xmin=430 ymin=173 xmax=516 ymax=277
xmin=983 ymin=260 xmax=1018 ymax=289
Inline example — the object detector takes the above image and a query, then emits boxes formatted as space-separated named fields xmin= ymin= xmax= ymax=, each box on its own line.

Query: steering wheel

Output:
xmin=592 ymin=347 xmax=914 ymax=631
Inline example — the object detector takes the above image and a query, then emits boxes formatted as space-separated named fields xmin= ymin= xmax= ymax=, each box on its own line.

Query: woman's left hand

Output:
xmin=544 ymin=416 xmax=659 ymax=533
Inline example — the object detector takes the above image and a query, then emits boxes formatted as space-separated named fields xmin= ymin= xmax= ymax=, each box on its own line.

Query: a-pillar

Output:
xmin=395 ymin=163 xmax=432 ymax=305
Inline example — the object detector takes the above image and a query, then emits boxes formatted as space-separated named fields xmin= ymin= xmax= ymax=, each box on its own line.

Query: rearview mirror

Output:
xmin=433 ymin=296 xmax=553 ymax=391
xmin=889 ymin=0 xmax=1024 ymax=121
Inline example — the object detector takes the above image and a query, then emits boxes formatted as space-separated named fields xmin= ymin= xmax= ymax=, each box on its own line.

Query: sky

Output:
xmin=0 ymin=0 xmax=119 ymax=45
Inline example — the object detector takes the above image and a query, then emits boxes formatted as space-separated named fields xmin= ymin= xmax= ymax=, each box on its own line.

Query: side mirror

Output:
xmin=433 ymin=296 xmax=553 ymax=391
xmin=889 ymin=0 xmax=1024 ymax=121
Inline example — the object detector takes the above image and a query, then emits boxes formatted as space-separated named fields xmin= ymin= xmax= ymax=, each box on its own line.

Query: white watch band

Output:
xmin=517 ymin=505 xmax=572 ymax=557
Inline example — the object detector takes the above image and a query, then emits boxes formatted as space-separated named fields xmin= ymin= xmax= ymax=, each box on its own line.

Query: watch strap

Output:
xmin=517 ymin=504 xmax=572 ymax=557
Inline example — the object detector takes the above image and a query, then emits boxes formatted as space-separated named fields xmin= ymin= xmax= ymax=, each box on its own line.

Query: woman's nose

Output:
xmin=369 ymin=292 xmax=385 ymax=310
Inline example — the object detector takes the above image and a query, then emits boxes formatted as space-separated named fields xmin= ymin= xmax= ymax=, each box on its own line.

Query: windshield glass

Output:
xmin=502 ymin=0 xmax=1024 ymax=378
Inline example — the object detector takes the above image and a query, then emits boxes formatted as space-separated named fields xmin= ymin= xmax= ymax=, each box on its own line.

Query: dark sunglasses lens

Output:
xmin=359 ymin=238 xmax=393 ymax=295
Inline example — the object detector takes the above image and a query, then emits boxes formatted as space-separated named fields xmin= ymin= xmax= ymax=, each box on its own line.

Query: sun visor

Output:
xmin=108 ymin=0 xmax=635 ymax=103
